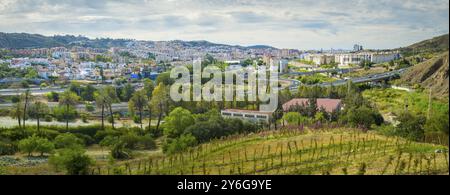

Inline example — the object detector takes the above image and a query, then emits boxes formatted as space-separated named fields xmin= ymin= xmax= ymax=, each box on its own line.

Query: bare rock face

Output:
xmin=401 ymin=52 xmax=449 ymax=97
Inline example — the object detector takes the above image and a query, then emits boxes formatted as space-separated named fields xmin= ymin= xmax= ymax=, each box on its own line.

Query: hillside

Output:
xmin=0 ymin=32 xmax=278 ymax=50
xmin=95 ymin=129 xmax=449 ymax=175
xmin=400 ymin=52 xmax=449 ymax=97
xmin=0 ymin=33 xmax=131 ymax=49
xmin=398 ymin=34 xmax=449 ymax=57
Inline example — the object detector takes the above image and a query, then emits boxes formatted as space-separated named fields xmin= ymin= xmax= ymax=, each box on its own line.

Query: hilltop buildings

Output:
xmin=303 ymin=51 xmax=400 ymax=67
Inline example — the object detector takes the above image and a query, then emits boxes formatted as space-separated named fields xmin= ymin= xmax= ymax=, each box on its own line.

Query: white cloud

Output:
xmin=0 ymin=0 xmax=448 ymax=49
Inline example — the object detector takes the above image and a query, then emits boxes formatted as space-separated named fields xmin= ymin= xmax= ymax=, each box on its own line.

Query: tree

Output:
xmin=27 ymin=101 xmax=49 ymax=134
xmin=59 ymin=90 xmax=80 ymax=131
xmin=54 ymin=133 xmax=84 ymax=149
xmin=143 ymin=79 xmax=155 ymax=129
xmin=18 ymin=135 xmax=54 ymax=157
xmin=129 ymin=90 xmax=147 ymax=130
xmin=396 ymin=112 xmax=426 ymax=141
xmin=95 ymin=90 xmax=107 ymax=130
xmin=120 ymin=83 xmax=135 ymax=101
xmin=345 ymin=106 xmax=381 ymax=130
xmin=49 ymin=147 xmax=93 ymax=175
xmin=96 ymin=86 xmax=119 ymax=129
xmin=9 ymin=101 xmax=23 ymax=128
xmin=20 ymin=89 xmax=32 ymax=129
xmin=155 ymin=72 xmax=174 ymax=86
xmin=81 ymin=85 xmax=96 ymax=101
xmin=163 ymin=107 xmax=195 ymax=138
xmin=151 ymin=83 xmax=169 ymax=132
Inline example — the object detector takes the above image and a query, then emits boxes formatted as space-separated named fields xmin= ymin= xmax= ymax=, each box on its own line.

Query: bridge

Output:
xmin=287 ymin=68 xmax=409 ymax=90
xmin=288 ymin=68 xmax=357 ymax=76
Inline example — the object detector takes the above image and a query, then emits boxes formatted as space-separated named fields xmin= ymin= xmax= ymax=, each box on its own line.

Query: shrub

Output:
xmin=0 ymin=139 xmax=18 ymax=155
xmin=395 ymin=112 xmax=426 ymax=141
xmin=163 ymin=134 xmax=197 ymax=154
xmin=44 ymin=115 xmax=53 ymax=122
xmin=147 ymin=126 xmax=163 ymax=138
xmin=110 ymin=142 xmax=132 ymax=160
xmin=49 ymin=148 xmax=93 ymax=175
xmin=85 ymin=103 xmax=95 ymax=112
xmin=54 ymin=133 xmax=84 ymax=149
xmin=139 ymin=135 xmax=156 ymax=150
xmin=80 ymin=113 xmax=89 ymax=123
xmin=46 ymin=91 xmax=59 ymax=102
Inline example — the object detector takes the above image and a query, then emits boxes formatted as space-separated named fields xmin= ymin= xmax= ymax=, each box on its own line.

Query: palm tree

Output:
xmin=59 ymin=90 xmax=80 ymax=131
xmin=28 ymin=101 xmax=49 ymax=135
xmin=129 ymin=90 xmax=147 ymax=130
xmin=10 ymin=101 xmax=23 ymax=128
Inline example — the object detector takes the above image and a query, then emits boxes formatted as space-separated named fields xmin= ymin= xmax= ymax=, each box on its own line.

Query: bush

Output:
xmin=139 ymin=135 xmax=156 ymax=150
xmin=395 ymin=112 xmax=426 ymax=141
xmin=46 ymin=91 xmax=59 ymax=102
xmin=0 ymin=139 xmax=18 ymax=155
xmin=163 ymin=134 xmax=197 ymax=154
xmin=110 ymin=143 xmax=132 ymax=160
xmin=54 ymin=133 xmax=84 ymax=149
xmin=49 ymin=148 xmax=94 ymax=175
xmin=11 ymin=96 xmax=20 ymax=103
xmin=147 ymin=126 xmax=163 ymax=138
xmin=80 ymin=113 xmax=89 ymax=123
xmin=44 ymin=115 xmax=53 ymax=122
xmin=344 ymin=106 xmax=383 ymax=130
xmin=85 ymin=103 xmax=95 ymax=112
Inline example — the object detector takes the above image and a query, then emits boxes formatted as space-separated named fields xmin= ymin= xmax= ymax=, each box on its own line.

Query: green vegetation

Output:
xmin=88 ymin=129 xmax=448 ymax=175
xmin=364 ymin=88 xmax=449 ymax=144
xmin=298 ymin=74 xmax=337 ymax=85
xmin=398 ymin=34 xmax=449 ymax=57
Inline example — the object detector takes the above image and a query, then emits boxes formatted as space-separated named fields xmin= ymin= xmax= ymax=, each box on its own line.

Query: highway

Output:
xmin=287 ymin=67 xmax=357 ymax=76
xmin=287 ymin=68 xmax=409 ymax=90
xmin=0 ymin=68 xmax=408 ymax=110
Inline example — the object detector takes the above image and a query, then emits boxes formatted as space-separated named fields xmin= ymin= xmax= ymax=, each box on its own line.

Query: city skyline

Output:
xmin=0 ymin=0 xmax=449 ymax=50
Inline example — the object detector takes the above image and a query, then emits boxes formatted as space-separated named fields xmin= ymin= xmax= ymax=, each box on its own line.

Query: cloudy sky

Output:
xmin=0 ymin=0 xmax=448 ymax=49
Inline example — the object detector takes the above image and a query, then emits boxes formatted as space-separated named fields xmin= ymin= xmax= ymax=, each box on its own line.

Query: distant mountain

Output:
xmin=246 ymin=45 xmax=277 ymax=49
xmin=398 ymin=34 xmax=449 ymax=57
xmin=0 ymin=32 xmax=132 ymax=49
xmin=400 ymin=51 xmax=449 ymax=97
xmin=0 ymin=32 xmax=279 ymax=50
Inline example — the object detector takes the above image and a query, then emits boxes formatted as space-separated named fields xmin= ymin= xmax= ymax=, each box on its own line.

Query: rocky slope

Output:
xmin=400 ymin=52 xmax=449 ymax=97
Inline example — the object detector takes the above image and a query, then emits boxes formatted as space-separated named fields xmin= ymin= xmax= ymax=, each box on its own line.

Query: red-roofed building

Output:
xmin=282 ymin=98 xmax=343 ymax=113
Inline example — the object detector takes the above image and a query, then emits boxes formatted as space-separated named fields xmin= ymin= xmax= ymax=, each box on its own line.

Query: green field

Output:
xmin=363 ymin=88 xmax=449 ymax=116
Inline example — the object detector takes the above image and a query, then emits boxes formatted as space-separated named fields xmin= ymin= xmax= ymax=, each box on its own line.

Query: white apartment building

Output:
xmin=304 ymin=54 xmax=335 ymax=65
xmin=335 ymin=52 xmax=399 ymax=67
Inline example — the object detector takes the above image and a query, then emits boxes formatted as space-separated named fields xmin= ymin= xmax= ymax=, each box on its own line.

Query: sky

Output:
xmin=0 ymin=0 xmax=449 ymax=50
